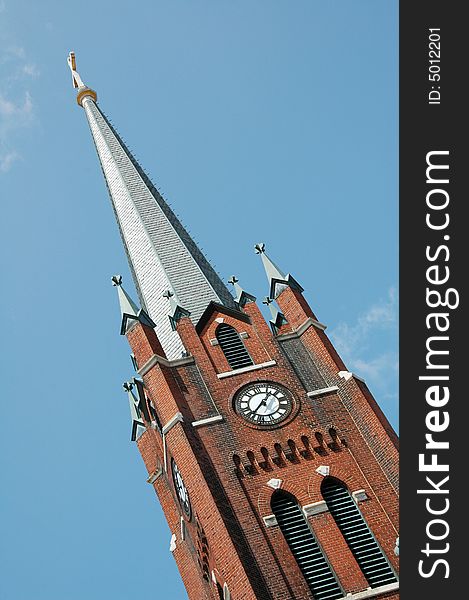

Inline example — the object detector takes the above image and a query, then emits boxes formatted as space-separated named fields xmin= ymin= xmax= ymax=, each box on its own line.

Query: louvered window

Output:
xmin=216 ymin=324 xmax=253 ymax=370
xmin=321 ymin=478 xmax=397 ymax=588
xmin=271 ymin=491 xmax=342 ymax=600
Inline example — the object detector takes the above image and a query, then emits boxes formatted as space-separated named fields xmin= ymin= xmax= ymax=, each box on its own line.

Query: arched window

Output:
xmin=215 ymin=323 xmax=253 ymax=370
xmin=321 ymin=478 xmax=397 ymax=588
xmin=271 ymin=490 xmax=342 ymax=600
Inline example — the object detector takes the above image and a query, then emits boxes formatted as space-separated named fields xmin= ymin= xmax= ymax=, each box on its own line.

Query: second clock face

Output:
xmin=234 ymin=382 xmax=293 ymax=426
xmin=171 ymin=458 xmax=192 ymax=519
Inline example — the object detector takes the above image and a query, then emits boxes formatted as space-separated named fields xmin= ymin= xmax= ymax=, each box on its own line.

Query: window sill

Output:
xmin=339 ymin=582 xmax=399 ymax=600
xmin=217 ymin=360 xmax=277 ymax=379
xmin=307 ymin=386 xmax=339 ymax=398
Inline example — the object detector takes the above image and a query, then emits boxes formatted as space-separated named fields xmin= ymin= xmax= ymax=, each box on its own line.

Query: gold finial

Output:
xmin=67 ymin=51 xmax=97 ymax=106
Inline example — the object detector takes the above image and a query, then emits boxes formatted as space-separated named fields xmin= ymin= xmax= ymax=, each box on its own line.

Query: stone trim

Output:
xmin=276 ymin=317 xmax=328 ymax=342
xmin=217 ymin=360 xmax=277 ymax=379
xmin=339 ymin=582 xmax=399 ymax=599
xmin=315 ymin=465 xmax=330 ymax=476
xmin=138 ymin=353 xmax=194 ymax=377
xmin=352 ymin=489 xmax=369 ymax=503
xmin=307 ymin=386 xmax=339 ymax=398
xmin=146 ymin=466 xmax=163 ymax=484
xmin=338 ymin=370 xmax=366 ymax=384
xmin=302 ymin=500 xmax=329 ymax=517
xmin=267 ymin=478 xmax=282 ymax=489
xmin=262 ymin=514 xmax=278 ymax=528
xmin=162 ymin=412 xmax=184 ymax=435
xmin=162 ymin=412 xmax=184 ymax=473
xmin=192 ymin=415 xmax=224 ymax=428
xmin=180 ymin=517 xmax=186 ymax=541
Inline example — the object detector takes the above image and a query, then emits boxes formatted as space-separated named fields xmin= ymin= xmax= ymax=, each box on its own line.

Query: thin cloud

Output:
xmin=0 ymin=0 xmax=41 ymax=174
xmin=0 ymin=91 xmax=34 ymax=134
xmin=0 ymin=150 xmax=20 ymax=172
xmin=0 ymin=10 xmax=40 ymax=173
xmin=352 ymin=353 xmax=399 ymax=381
xmin=329 ymin=287 xmax=398 ymax=386
xmin=22 ymin=63 xmax=40 ymax=78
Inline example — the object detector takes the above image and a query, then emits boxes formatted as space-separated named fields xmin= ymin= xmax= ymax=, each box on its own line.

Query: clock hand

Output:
xmin=252 ymin=394 xmax=268 ymax=414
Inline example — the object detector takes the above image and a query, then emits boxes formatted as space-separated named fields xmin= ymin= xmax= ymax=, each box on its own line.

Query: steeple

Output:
xmin=68 ymin=52 xmax=236 ymax=359
xmin=70 ymin=55 xmax=399 ymax=600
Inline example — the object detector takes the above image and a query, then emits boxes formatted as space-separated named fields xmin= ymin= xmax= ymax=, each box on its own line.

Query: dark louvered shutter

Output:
xmin=216 ymin=324 xmax=253 ymax=370
xmin=271 ymin=491 xmax=343 ymax=600
xmin=321 ymin=478 xmax=397 ymax=588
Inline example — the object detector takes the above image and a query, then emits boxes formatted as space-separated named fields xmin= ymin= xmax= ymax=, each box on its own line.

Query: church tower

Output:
xmin=68 ymin=53 xmax=399 ymax=600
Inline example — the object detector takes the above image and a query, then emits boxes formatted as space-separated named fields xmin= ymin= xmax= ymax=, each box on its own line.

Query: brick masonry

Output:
xmin=125 ymin=285 xmax=399 ymax=600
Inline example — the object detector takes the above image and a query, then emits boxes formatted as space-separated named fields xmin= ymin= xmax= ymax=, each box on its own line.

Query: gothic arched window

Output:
xmin=321 ymin=478 xmax=397 ymax=588
xmin=215 ymin=323 xmax=253 ymax=370
xmin=271 ymin=490 xmax=342 ymax=600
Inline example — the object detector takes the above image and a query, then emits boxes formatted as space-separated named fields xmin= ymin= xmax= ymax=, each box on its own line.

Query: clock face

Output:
xmin=171 ymin=459 xmax=191 ymax=519
xmin=234 ymin=383 xmax=293 ymax=426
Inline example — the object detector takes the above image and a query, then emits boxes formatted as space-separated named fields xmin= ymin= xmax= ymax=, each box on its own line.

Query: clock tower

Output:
xmin=69 ymin=53 xmax=399 ymax=600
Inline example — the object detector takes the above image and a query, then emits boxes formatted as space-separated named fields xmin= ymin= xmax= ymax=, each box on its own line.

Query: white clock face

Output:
xmin=171 ymin=459 xmax=191 ymax=519
xmin=235 ymin=383 xmax=293 ymax=426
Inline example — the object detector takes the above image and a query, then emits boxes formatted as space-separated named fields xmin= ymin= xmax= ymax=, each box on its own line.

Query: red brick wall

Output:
xmin=123 ymin=285 xmax=399 ymax=600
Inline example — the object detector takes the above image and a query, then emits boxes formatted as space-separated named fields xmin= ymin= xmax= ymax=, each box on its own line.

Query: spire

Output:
xmin=69 ymin=53 xmax=237 ymax=359
xmin=228 ymin=276 xmax=256 ymax=308
xmin=123 ymin=381 xmax=145 ymax=442
xmin=254 ymin=243 xmax=304 ymax=299
xmin=112 ymin=275 xmax=156 ymax=335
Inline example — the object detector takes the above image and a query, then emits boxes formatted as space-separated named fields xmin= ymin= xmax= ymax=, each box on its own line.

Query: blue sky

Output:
xmin=0 ymin=1 xmax=397 ymax=599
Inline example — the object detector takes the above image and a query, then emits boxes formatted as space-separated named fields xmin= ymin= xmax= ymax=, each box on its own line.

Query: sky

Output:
xmin=0 ymin=2 xmax=398 ymax=599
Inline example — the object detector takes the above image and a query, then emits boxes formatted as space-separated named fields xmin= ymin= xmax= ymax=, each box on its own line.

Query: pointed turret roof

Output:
xmin=255 ymin=243 xmax=304 ymax=299
xmin=163 ymin=289 xmax=191 ymax=331
xmin=262 ymin=297 xmax=288 ymax=332
xmin=123 ymin=381 xmax=145 ymax=442
xmin=228 ymin=276 xmax=256 ymax=308
xmin=111 ymin=275 xmax=156 ymax=335
xmin=69 ymin=53 xmax=237 ymax=359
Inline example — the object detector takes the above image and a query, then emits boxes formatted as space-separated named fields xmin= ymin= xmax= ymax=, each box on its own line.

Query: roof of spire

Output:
xmin=163 ymin=289 xmax=191 ymax=331
xmin=228 ymin=276 xmax=256 ymax=307
xmin=123 ymin=381 xmax=145 ymax=442
xmin=255 ymin=243 xmax=304 ymax=299
xmin=71 ymin=52 xmax=237 ymax=359
xmin=262 ymin=296 xmax=288 ymax=332
xmin=112 ymin=275 xmax=156 ymax=335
